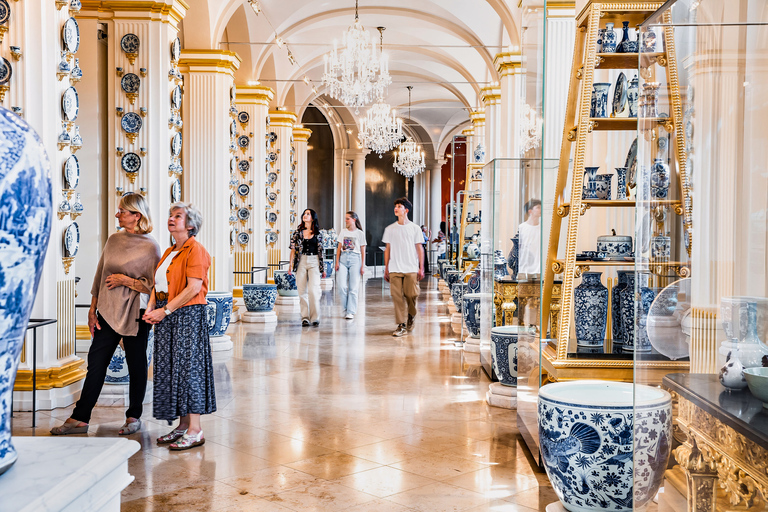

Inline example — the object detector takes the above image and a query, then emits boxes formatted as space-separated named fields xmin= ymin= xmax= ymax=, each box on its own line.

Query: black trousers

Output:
xmin=72 ymin=311 xmax=150 ymax=423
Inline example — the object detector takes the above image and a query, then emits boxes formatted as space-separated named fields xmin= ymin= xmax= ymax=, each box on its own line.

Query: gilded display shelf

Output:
xmin=539 ymin=0 xmax=692 ymax=383
xmin=457 ymin=165 xmax=483 ymax=270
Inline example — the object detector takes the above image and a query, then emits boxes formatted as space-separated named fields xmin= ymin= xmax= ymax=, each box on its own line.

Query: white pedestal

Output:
xmin=230 ymin=307 xmax=241 ymax=324
xmin=275 ymin=295 xmax=300 ymax=314
xmin=464 ymin=337 xmax=481 ymax=353
xmin=209 ymin=335 xmax=233 ymax=351
xmin=451 ymin=315 xmax=464 ymax=336
xmin=242 ymin=310 xmax=278 ymax=323
xmin=0 ymin=437 xmax=139 ymax=512
xmin=96 ymin=381 xmax=153 ymax=407
xmin=486 ymin=382 xmax=517 ymax=409
xmin=320 ymin=278 xmax=334 ymax=291
xmin=14 ymin=379 xmax=83 ymax=412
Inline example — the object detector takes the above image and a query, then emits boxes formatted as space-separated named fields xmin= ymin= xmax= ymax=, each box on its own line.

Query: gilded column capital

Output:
xmin=80 ymin=0 xmax=188 ymax=27
xmin=179 ymin=49 xmax=241 ymax=77
xmin=480 ymin=86 xmax=501 ymax=105
xmin=292 ymin=126 xmax=313 ymax=142
xmin=461 ymin=128 xmax=474 ymax=137
xmin=469 ymin=110 xmax=485 ymax=127
xmin=269 ymin=110 xmax=298 ymax=127
xmin=236 ymin=85 xmax=275 ymax=106
xmin=546 ymin=1 xmax=576 ymax=18
xmin=494 ymin=51 xmax=523 ymax=77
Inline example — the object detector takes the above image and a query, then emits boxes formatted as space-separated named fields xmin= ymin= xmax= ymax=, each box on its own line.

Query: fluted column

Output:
xmin=334 ymin=148 xmax=351 ymax=233
xmin=350 ymin=148 xmax=368 ymax=229
xmin=481 ymin=86 xmax=501 ymax=161
xmin=430 ymin=160 xmax=444 ymax=237
xmin=268 ymin=110 xmax=297 ymax=261
xmin=293 ymin=125 xmax=312 ymax=235
xmin=180 ymin=50 xmax=240 ymax=291
xmin=234 ymin=85 xmax=273 ymax=285
xmin=462 ymin=127 xmax=475 ymax=163
xmin=470 ymin=111 xmax=486 ymax=163
xmin=495 ymin=52 xmax=524 ymax=158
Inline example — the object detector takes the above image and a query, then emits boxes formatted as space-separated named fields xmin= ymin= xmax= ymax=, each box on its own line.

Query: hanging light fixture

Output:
xmin=359 ymin=28 xmax=403 ymax=157
xmin=394 ymin=86 xmax=425 ymax=178
xmin=322 ymin=0 xmax=391 ymax=114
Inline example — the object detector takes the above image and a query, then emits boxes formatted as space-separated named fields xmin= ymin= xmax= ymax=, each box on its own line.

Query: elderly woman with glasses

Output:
xmin=52 ymin=193 xmax=161 ymax=436
xmin=143 ymin=202 xmax=214 ymax=451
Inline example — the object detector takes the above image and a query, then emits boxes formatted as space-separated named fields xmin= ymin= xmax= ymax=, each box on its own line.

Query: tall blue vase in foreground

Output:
xmin=0 ymin=107 xmax=53 ymax=475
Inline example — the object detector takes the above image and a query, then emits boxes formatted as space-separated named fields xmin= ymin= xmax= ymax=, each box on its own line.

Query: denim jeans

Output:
xmin=336 ymin=251 xmax=362 ymax=315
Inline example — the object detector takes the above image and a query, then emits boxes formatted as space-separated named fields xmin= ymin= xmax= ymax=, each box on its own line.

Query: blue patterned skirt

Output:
xmin=153 ymin=301 xmax=216 ymax=421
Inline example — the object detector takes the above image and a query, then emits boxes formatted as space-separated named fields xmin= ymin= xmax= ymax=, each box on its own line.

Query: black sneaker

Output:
xmin=406 ymin=314 xmax=415 ymax=331
xmin=302 ymin=319 xmax=310 ymax=326
xmin=392 ymin=324 xmax=407 ymax=337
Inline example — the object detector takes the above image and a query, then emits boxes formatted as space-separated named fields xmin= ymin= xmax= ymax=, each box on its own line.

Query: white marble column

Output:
xmin=268 ymin=110 xmax=297 ymax=262
xmin=333 ymin=148 xmax=351 ymax=233
xmin=462 ymin=127 xmax=474 ymax=164
xmin=350 ymin=148 xmax=368 ymax=229
xmin=179 ymin=50 xmax=240 ymax=292
xmin=480 ymin=86 xmax=501 ymax=161
xmin=293 ymin=126 xmax=312 ymax=235
xmin=430 ymin=160 xmax=444 ymax=237
xmin=470 ymin=111 xmax=486 ymax=163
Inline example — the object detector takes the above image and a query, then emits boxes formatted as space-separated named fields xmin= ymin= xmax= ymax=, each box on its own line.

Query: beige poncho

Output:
xmin=90 ymin=230 xmax=162 ymax=336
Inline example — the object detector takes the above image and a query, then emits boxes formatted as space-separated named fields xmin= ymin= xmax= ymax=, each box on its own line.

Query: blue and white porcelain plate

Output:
xmin=238 ymin=135 xmax=250 ymax=149
xmin=266 ymin=211 xmax=277 ymax=224
xmin=625 ymin=137 xmax=638 ymax=187
xmin=230 ymin=119 xmax=237 ymax=138
xmin=171 ymin=178 xmax=181 ymax=202
xmin=64 ymin=155 xmax=79 ymax=189
xmin=237 ymin=183 xmax=249 ymax=197
xmin=268 ymin=132 xmax=277 ymax=144
xmin=0 ymin=58 xmax=12 ymax=86
xmin=62 ymin=17 xmax=80 ymax=54
xmin=267 ymin=191 xmax=277 ymax=204
xmin=237 ymin=207 xmax=250 ymax=221
xmin=267 ymin=172 xmax=277 ymax=185
xmin=238 ymin=232 xmax=249 ymax=245
xmin=238 ymin=111 xmax=249 ymax=124
xmin=267 ymin=151 xmax=277 ymax=162
xmin=170 ymin=37 xmax=180 ymax=62
xmin=171 ymin=132 xmax=182 ymax=156
xmin=121 ymin=73 xmax=140 ymax=94
xmin=120 ymin=33 xmax=139 ymax=54
xmin=121 ymin=112 xmax=142 ymax=134
xmin=0 ymin=0 xmax=10 ymax=25
xmin=238 ymin=160 xmax=249 ymax=173
xmin=64 ymin=222 xmax=80 ymax=257
xmin=61 ymin=86 xmax=79 ymax=121
xmin=612 ymin=72 xmax=627 ymax=116
xmin=121 ymin=152 xmax=141 ymax=174
xmin=172 ymin=85 xmax=182 ymax=110
xmin=266 ymin=231 xmax=277 ymax=244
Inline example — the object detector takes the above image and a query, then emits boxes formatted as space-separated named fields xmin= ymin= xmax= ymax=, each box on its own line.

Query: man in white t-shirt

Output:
xmin=383 ymin=197 xmax=424 ymax=337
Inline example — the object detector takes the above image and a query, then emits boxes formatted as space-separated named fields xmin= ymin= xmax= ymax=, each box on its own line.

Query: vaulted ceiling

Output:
xmin=180 ymin=0 xmax=520 ymax=159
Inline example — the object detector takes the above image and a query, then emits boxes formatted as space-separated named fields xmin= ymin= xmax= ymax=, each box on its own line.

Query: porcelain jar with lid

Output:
xmin=596 ymin=229 xmax=632 ymax=257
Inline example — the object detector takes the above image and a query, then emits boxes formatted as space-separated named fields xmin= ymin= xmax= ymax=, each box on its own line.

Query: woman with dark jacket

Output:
xmin=288 ymin=208 xmax=326 ymax=326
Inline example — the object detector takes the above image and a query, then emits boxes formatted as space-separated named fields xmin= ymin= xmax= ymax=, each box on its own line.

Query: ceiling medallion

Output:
xmin=393 ymin=86 xmax=425 ymax=178
xmin=360 ymin=98 xmax=403 ymax=157
xmin=322 ymin=2 xmax=390 ymax=114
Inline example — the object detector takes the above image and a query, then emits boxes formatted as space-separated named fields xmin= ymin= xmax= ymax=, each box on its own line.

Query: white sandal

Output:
xmin=118 ymin=419 xmax=141 ymax=435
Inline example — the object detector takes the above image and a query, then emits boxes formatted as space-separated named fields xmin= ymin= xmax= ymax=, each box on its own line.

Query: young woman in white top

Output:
xmin=335 ymin=211 xmax=366 ymax=319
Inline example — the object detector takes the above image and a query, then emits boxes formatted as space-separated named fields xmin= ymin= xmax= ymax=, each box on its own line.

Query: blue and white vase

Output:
xmin=106 ymin=328 xmax=154 ymax=383
xmin=467 ymin=269 xmax=481 ymax=293
xmin=273 ymin=270 xmax=298 ymax=297
xmin=574 ymin=272 xmax=608 ymax=346
xmin=242 ymin=283 xmax=278 ymax=312
xmin=601 ymin=23 xmax=617 ymax=52
xmin=494 ymin=250 xmax=509 ymax=280
xmin=490 ymin=326 xmax=520 ymax=386
xmin=451 ymin=282 xmax=467 ymax=312
xmin=627 ymin=76 xmax=639 ymax=118
xmin=507 ymin=235 xmax=519 ymax=276
xmin=632 ymin=286 xmax=659 ymax=352
xmin=591 ymin=83 xmax=611 ymax=118
xmin=462 ymin=293 xmax=483 ymax=339
xmin=0 ymin=107 xmax=53 ymax=475
xmin=473 ymin=143 xmax=485 ymax=163
xmin=539 ymin=380 xmax=672 ymax=512
xmin=206 ymin=291 xmax=233 ymax=337
xmin=651 ymin=158 xmax=671 ymax=199
xmin=445 ymin=269 xmax=463 ymax=291
xmin=620 ymin=273 xmax=637 ymax=348
xmin=611 ymin=271 xmax=631 ymax=343
xmin=617 ymin=21 xmax=638 ymax=53
xmin=651 ymin=235 xmax=671 ymax=259
xmin=593 ymin=174 xmax=613 ymax=200
xmin=596 ymin=28 xmax=606 ymax=52
xmin=582 ymin=166 xmax=600 ymax=200
xmin=615 ymin=167 xmax=628 ymax=199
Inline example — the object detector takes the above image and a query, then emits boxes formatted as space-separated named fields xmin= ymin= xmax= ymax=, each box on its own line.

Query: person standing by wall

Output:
xmin=335 ymin=211 xmax=366 ymax=320
xmin=289 ymin=208 xmax=326 ymax=326
xmin=383 ymin=197 xmax=424 ymax=337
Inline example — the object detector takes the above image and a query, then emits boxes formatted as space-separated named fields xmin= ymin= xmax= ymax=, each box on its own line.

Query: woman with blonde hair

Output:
xmin=52 ymin=192 xmax=161 ymax=436
xmin=335 ymin=211 xmax=366 ymax=319
xmin=143 ymin=202 xmax=214 ymax=450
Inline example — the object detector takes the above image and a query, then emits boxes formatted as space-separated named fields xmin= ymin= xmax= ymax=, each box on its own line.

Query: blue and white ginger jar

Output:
xmin=574 ymin=272 xmax=608 ymax=346
xmin=242 ymin=283 xmax=278 ymax=312
xmin=206 ymin=291 xmax=233 ymax=337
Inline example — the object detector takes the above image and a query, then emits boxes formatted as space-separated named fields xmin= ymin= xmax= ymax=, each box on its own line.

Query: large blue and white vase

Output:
xmin=590 ymin=83 xmax=611 ymax=118
xmin=0 ymin=107 xmax=53 ymax=475
xmin=620 ymin=273 xmax=637 ymax=348
xmin=507 ymin=234 xmax=519 ymax=277
xmin=490 ymin=326 xmax=520 ymax=386
xmin=451 ymin=282 xmax=467 ymax=312
xmin=462 ymin=293 xmax=483 ymax=339
xmin=611 ymin=271 xmax=631 ymax=343
xmin=242 ymin=283 xmax=278 ymax=312
xmin=574 ymin=272 xmax=608 ymax=346
xmin=105 ymin=328 xmax=154 ymax=383
xmin=617 ymin=21 xmax=639 ymax=53
xmin=273 ymin=269 xmax=298 ymax=297
xmin=493 ymin=250 xmax=509 ymax=280
xmin=539 ymin=380 xmax=672 ymax=512
xmin=206 ymin=291 xmax=233 ymax=337
xmin=467 ymin=268 xmax=481 ymax=293
xmin=445 ymin=269 xmax=462 ymax=291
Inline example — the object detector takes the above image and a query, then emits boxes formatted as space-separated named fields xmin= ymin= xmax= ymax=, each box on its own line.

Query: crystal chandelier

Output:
xmin=394 ymin=86 xmax=425 ymax=178
xmin=322 ymin=1 xmax=391 ymax=113
xmin=359 ymin=97 xmax=403 ymax=156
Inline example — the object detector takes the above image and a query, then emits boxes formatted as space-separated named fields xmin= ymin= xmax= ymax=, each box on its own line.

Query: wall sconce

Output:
xmin=140 ymin=147 xmax=147 ymax=156
xmin=116 ymin=67 xmax=124 ymax=77
xmin=115 ymin=186 xmax=124 ymax=196
xmin=9 ymin=46 xmax=22 ymax=61
xmin=116 ymin=146 xmax=124 ymax=156
xmin=116 ymin=107 xmax=124 ymax=117
xmin=140 ymin=107 xmax=147 ymax=117
xmin=139 ymin=67 xmax=147 ymax=77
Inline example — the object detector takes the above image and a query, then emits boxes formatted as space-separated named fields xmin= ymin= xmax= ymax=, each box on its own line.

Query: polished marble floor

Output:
xmin=13 ymin=276 xmax=556 ymax=511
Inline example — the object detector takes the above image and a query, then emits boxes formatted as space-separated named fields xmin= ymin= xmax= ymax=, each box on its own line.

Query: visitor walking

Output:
xmin=143 ymin=202 xmax=215 ymax=451
xmin=383 ymin=197 xmax=424 ymax=337
xmin=289 ymin=208 xmax=326 ymax=326
xmin=51 ymin=193 xmax=161 ymax=436
xmin=335 ymin=211 xmax=366 ymax=319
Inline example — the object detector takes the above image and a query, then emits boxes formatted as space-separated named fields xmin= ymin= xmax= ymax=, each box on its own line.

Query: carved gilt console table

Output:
xmin=663 ymin=373 xmax=768 ymax=511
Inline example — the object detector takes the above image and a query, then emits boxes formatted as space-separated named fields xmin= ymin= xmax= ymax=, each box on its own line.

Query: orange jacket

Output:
xmin=156 ymin=236 xmax=210 ymax=307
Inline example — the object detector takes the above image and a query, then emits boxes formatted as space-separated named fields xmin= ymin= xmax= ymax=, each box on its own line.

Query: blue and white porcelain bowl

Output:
xmin=242 ymin=283 xmax=278 ymax=312
xmin=539 ymin=381 xmax=672 ymax=512
xmin=462 ymin=293 xmax=485 ymax=339
xmin=106 ymin=328 xmax=154 ymax=383
xmin=206 ymin=291 xmax=233 ymax=337
xmin=490 ymin=326 xmax=521 ymax=386
xmin=451 ymin=282 xmax=467 ymax=311
xmin=445 ymin=270 xmax=463 ymax=290
xmin=273 ymin=270 xmax=298 ymax=297
xmin=441 ymin=264 xmax=456 ymax=282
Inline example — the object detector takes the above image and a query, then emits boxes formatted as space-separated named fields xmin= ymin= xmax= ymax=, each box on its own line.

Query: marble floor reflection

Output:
xmin=13 ymin=277 xmax=556 ymax=512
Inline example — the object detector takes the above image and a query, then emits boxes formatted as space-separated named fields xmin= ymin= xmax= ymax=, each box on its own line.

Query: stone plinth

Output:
xmin=464 ymin=337 xmax=481 ymax=353
xmin=486 ymin=382 xmax=517 ymax=409
xmin=242 ymin=311 xmax=278 ymax=323
xmin=210 ymin=335 xmax=233 ymax=351
xmin=96 ymin=382 xmax=153 ymax=408
xmin=0 ymin=437 xmax=139 ymax=512
xmin=275 ymin=295 xmax=300 ymax=314
xmin=320 ymin=278 xmax=334 ymax=291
